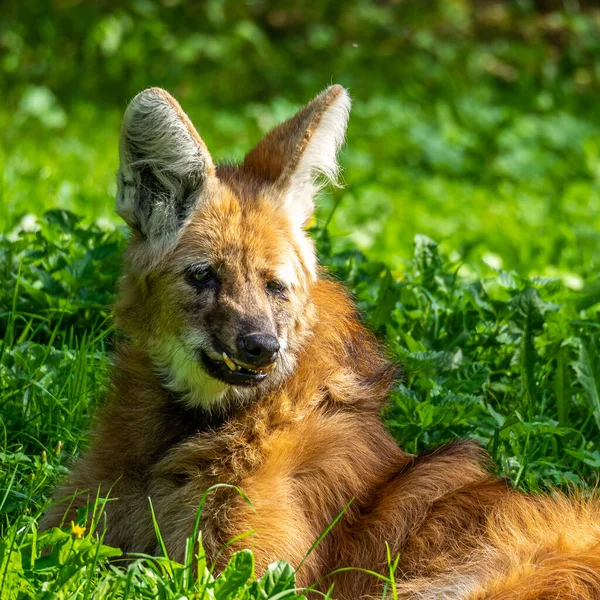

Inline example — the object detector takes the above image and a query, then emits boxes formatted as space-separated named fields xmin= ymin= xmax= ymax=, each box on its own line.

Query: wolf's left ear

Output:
xmin=116 ymin=88 xmax=214 ymax=250
xmin=242 ymin=85 xmax=351 ymax=227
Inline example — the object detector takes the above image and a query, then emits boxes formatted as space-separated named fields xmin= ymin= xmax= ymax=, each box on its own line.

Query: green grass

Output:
xmin=2 ymin=1 xmax=600 ymax=598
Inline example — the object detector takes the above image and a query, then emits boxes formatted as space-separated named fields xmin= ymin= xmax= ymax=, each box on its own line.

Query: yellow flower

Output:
xmin=70 ymin=521 xmax=86 ymax=539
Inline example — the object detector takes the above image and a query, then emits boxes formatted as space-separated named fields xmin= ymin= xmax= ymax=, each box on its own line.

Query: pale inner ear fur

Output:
xmin=279 ymin=86 xmax=351 ymax=227
xmin=243 ymin=85 xmax=351 ymax=229
xmin=116 ymin=87 xmax=214 ymax=255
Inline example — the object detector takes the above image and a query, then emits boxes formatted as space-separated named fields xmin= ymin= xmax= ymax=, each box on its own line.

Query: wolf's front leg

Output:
xmin=149 ymin=469 xmax=319 ymax=584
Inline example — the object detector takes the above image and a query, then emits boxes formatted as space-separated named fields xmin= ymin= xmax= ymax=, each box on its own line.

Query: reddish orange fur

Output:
xmin=43 ymin=87 xmax=600 ymax=599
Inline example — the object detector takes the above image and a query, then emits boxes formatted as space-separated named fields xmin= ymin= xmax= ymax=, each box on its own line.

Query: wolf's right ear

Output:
xmin=116 ymin=88 xmax=214 ymax=250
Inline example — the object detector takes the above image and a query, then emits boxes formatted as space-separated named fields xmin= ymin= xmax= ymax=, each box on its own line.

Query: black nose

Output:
xmin=237 ymin=333 xmax=280 ymax=367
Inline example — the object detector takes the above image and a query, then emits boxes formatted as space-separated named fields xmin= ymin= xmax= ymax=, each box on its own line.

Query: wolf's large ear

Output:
xmin=116 ymin=88 xmax=214 ymax=248
xmin=242 ymin=85 xmax=350 ymax=227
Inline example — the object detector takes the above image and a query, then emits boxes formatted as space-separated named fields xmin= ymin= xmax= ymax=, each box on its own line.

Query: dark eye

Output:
xmin=186 ymin=265 xmax=219 ymax=289
xmin=266 ymin=280 xmax=288 ymax=299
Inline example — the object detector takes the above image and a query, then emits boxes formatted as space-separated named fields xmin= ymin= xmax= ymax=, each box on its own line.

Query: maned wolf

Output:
xmin=43 ymin=86 xmax=600 ymax=599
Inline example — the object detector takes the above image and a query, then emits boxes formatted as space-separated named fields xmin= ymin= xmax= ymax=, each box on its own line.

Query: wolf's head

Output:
xmin=115 ymin=85 xmax=351 ymax=411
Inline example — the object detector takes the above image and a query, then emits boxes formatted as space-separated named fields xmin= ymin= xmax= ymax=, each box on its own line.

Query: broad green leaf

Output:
xmin=213 ymin=549 xmax=254 ymax=599
xmin=250 ymin=561 xmax=296 ymax=598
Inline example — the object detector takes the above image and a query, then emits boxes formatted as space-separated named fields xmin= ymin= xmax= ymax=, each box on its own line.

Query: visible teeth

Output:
xmin=222 ymin=352 xmax=277 ymax=376
xmin=222 ymin=352 xmax=237 ymax=372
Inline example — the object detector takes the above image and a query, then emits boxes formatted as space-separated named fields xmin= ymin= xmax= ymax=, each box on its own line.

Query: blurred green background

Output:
xmin=2 ymin=0 xmax=600 ymax=279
